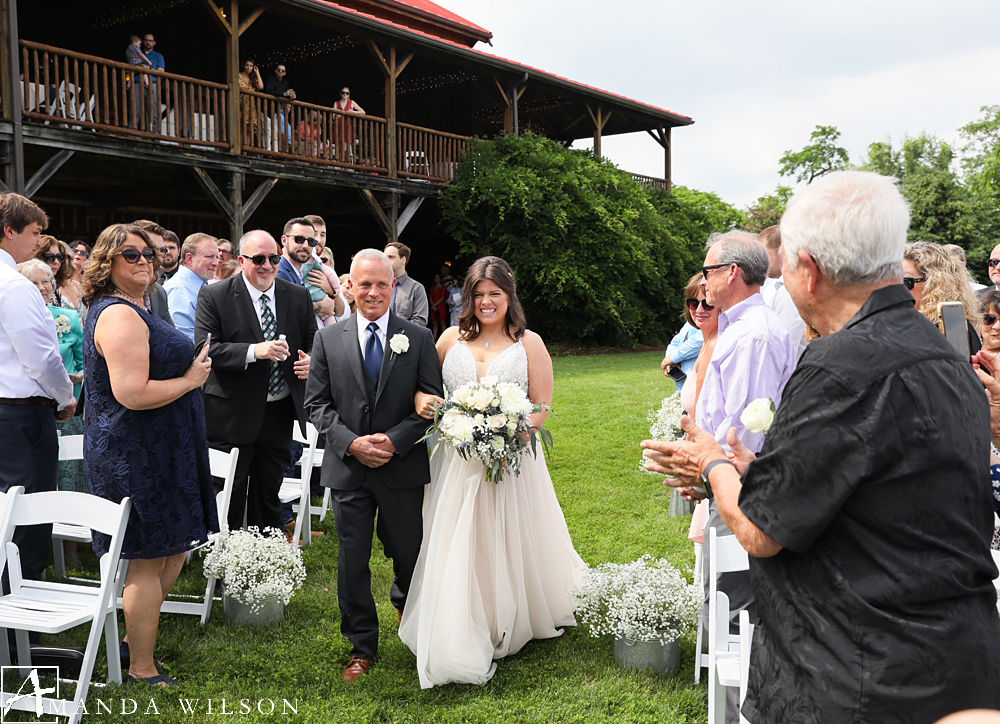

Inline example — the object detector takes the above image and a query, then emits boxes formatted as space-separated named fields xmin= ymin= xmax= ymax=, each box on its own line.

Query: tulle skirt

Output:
xmin=399 ymin=444 xmax=586 ymax=688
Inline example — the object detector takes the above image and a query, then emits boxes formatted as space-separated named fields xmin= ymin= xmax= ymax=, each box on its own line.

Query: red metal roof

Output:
xmin=307 ymin=0 xmax=692 ymax=125
xmin=389 ymin=0 xmax=491 ymax=38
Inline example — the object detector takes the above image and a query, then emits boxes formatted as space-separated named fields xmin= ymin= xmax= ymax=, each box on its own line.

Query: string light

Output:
xmin=93 ymin=0 xmax=190 ymax=28
xmin=397 ymin=72 xmax=471 ymax=95
xmin=257 ymin=36 xmax=361 ymax=67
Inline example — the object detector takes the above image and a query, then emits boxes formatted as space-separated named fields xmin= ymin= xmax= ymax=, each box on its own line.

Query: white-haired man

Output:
xmin=304 ymin=249 xmax=442 ymax=682
xmin=644 ymin=171 xmax=1000 ymax=722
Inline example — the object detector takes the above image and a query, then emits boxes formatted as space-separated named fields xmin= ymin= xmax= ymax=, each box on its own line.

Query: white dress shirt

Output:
xmin=240 ymin=274 xmax=288 ymax=401
xmin=0 ymin=248 xmax=73 ymax=408
xmin=356 ymin=309 xmax=389 ymax=361
xmin=762 ymin=276 xmax=807 ymax=357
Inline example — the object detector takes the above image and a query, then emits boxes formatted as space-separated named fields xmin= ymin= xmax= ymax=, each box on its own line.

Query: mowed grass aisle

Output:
xmin=48 ymin=350 xmax=705 ymax=724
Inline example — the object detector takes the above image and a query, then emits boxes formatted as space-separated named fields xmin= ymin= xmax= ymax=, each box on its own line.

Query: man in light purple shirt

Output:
xmin=694 ymin=229 xmax=796 ymax=724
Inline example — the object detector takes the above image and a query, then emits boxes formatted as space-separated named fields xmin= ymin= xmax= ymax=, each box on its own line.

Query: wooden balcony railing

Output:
xmin=20 ymin=40 xmax=229 ymax=148
xmin=631 ymin=172 xmax=668 ymax=191
xmin=397 ymin=123 xmax=468 ymax=182
xmin=241 ymin=89 xmax=388 ymax=172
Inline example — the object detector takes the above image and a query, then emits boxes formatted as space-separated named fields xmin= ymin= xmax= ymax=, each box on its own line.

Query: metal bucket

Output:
xmin=222 ymin=594 xmax=284 ymax=626
xmin=614 ymin=633 xmax=681 ymax=673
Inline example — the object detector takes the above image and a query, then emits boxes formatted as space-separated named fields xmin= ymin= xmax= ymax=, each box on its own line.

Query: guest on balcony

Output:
xmin=334 ymin=87 xmax=365 ymax=163
xmin=239 ymin=60 xmax=264 ymax=147
xmin=140 ymin=33 xmax=164 ymax=134
xmin=264 ymin=64 xmax=295 ymax=151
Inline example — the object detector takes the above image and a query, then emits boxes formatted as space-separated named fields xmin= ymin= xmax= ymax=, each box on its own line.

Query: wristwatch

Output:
xmin=700 ymin=459 xmax=736 ymax=499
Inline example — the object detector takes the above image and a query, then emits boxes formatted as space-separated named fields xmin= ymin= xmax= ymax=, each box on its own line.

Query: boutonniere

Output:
xmin=740 ymin=397 xmax=775 ymax=434
xmin=389 ymin=333 xmax=410 ymax=356
xmin=54 ymin=315 xmax=71 ymax=338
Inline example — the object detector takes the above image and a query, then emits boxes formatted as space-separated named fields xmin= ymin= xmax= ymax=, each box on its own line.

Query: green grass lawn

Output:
xmin=36 ymin=350 xmax=705 ymax=723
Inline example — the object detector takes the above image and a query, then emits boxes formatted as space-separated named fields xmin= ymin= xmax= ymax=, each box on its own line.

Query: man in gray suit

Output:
xmin=384 ymin=241 xmax=428 ymax=326
xmin=305 ymin=248 xmax=442 ymax=682
xmin=132 ymin=219 xmax=173 ymax=326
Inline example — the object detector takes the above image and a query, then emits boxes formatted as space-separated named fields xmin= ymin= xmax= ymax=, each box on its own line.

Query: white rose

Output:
xmin=389 ymin=333 xmax=409 ymax=355
xmin=480 ymin=375 xmax=498 ymax=388
xmin=441 ymin=411 xmax=474 ymax=443
xmin=451 ymin=385 xmax=472 ymax=407
xmin=468 ymin=387 xmax=495 ymax=411
xmin=740 ymin=398 xmax=775 ymax=434
xmin=506 ymin=421 xmax=518 ymax=435
xmin=487 ymin=414 xmax=506 ymax=430
xmin=491 ymin=436 xmax=506 ymax=452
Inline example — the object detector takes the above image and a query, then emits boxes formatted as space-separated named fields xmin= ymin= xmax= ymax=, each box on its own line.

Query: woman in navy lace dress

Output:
xmin=82 ymin=223 xmax=217 ymax=686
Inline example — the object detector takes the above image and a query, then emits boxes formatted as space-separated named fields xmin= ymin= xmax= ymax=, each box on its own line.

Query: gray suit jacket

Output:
xmin=304 ymin=312 xmax=442 ymax=491
xmin=392 ymin=273 xmax=429 ymax=327
xmin=149 ymin=282 xmax=173 ymax=326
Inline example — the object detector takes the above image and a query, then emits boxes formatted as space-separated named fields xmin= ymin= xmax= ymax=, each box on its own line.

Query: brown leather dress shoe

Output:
xmin=342 ymin=657 xmax=373 ymax=682
xmin=397 ymin=608 xmax=403 ymax=625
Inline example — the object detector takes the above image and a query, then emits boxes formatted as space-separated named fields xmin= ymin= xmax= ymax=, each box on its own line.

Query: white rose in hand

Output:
xmin=740 ymin=398 xmax=775 ymax=434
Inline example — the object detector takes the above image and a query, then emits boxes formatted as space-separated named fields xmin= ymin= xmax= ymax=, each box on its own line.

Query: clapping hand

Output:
xmin=641 ymin=415 xmax=727 ymax=485
xmin=725 ymin=427 xmax=756 ymax=474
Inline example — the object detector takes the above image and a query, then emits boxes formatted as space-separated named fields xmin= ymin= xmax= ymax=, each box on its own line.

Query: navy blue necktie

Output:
xmin=365 ymin=322 xmax=383 ymax=384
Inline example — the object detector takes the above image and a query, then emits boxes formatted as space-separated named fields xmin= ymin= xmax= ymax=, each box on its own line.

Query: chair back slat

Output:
xmin=58 ymin=434 xmax=84 ymax=461
xmin=8 ymin=491 xmax=128 ymax=536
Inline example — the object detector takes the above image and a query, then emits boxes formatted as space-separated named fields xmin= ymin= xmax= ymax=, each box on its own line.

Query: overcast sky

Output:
xmin=442 ymin=0 xmax=1000 ymax=210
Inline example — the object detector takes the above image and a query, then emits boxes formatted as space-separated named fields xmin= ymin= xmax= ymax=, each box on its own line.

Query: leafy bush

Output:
xmin=440 ymin=133 xmax=734 ymax=347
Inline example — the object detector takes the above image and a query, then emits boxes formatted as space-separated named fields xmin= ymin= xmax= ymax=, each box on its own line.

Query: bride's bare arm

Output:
xmin=522 ymin=331 xmax=553 ymax=426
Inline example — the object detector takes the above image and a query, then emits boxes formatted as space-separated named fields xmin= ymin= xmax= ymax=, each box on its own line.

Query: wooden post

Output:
xmin=388 ymin=190 xmax=398 ymax=244
xmin=3 ymin=0 xmax=24 ymax=192
xmin=587 ymin=104 xmax=611 ymax=160
xmin=226 ymin=0 xmax=240 ymax=155
xmin=664 ymin=126 xmax=672 ymax=193
xmin=228 ymin=170 xmax=243 ymax=241
xmin=368 ymin=40 xmax=412 ymax=185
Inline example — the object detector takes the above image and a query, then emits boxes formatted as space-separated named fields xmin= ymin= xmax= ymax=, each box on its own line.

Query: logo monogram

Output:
xmin=1 ymin=666 xmax=59 ymax=722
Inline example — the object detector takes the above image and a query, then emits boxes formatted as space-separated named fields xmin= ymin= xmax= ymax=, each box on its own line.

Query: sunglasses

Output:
xmin=984 ymin=314 xmax=1000 ymax=327
xmin=701 ymin=263 xmax=729 ymax=278
xmin=241 ymin=253 xmax=282 ymax=266
xmin=989 ymin=259 xmax=1000 ymax=268
xmin=289 ymin=234 xmax=318 ymax=247
xmin=902 ymin=276 xmax=926 ymax=290
xmin=119 ymin=248 xmax=157 ymax=264
xmin=41 ymin=252 xmax=66 ymax=263
xmin=73 ymin=249 xmax=89 ymax=259
xmin=685 ymin=298 xmax=715 ymax=312
xmin=341 ymin=91 xmax=350 ymax=96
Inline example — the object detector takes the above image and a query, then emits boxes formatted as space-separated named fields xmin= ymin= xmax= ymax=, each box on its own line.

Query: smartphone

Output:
xmin=938 ymin=301 xmax=970 ymax=361
xmin=197 ymin=332 xmax=211 ymax=358
xmin=667 ymin=366 xmax=687 ymax=383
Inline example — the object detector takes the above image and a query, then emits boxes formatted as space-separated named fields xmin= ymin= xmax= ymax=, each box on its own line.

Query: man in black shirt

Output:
xmin=263 ymin=64 xmax=295 ymax=152
xmin=643 ymin=171 xmax=1000 ymax=723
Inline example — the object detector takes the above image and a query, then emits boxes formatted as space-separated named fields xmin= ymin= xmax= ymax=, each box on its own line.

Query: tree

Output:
xmin=439 ymin=133 xmax=719 ymax=346
xmin=779 ymin=125 xmax=850 ymax=183
xmin=742 ymin=186 xmax=792 ymax=233
xmin=959 ymin=105 xmax=1000 ymax=279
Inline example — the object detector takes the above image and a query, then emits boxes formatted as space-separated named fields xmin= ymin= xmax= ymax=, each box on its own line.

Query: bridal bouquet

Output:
xmin=423 ymin=375 xmax=552 ymax=483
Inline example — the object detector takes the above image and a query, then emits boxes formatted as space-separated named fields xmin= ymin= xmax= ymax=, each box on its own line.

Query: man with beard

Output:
xmin=158 ymin=229 xmax=180 ymax=282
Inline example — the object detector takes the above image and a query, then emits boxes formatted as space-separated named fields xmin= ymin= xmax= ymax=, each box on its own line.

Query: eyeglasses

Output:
xmin=289 ymin=234 xmax=318 ymax=247
xmin=218 ymin=249 xmax=233 ymax=259
xmin=685 ymin=298 xmax=715 ymax=312
xmin=157 ymin=247 xmax=168 ymax=255
xmin=73 ymin=248 xmax=89 ymax=259
xmin=701 ymin=263 xmax=729 ymax=278
xmin=983 ymin=313 xmax=1000 ymax=327
xmin=119 ymin=248 xmax=157 ymax=264
xmin=989 ymin=259 xmax=1000 ymax=268
xmin=41 ymin=252 xmax=66 ymax=263
xmin=902 ymin=276 xmax=926 ymax=290
xmin=241 ymin=253 xmax=281 ymax=266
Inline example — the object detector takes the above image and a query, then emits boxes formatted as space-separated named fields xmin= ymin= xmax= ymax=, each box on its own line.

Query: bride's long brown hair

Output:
xmin=458 ymin=256 xmax=527 ymax=342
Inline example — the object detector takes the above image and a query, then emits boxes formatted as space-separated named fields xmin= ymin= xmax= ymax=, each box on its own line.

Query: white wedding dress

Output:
xmin=399 ymin=339 xmax=587 ymax=688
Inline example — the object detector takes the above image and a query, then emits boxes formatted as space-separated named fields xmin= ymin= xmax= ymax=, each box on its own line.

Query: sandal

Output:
xmin=126 ymin=673 xmax=178 ymax=687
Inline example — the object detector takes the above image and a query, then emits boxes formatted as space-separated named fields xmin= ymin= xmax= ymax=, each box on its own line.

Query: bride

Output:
xmin=399 ymin=256 xmax=586 ymax=688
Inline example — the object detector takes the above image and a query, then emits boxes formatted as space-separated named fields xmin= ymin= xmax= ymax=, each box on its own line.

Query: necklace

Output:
xmin=112 ymin=291 xmax=146 ymax=309
xmin=482 ymin=329 xmax=504 ymax=349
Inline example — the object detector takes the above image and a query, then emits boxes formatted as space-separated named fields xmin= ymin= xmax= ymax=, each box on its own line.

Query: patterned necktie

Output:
xmin=390 ymin=284 xmax=397 ymax=312
xmin=261 ymin=294 xmax=286 ymax=398
xmin=364 ymin=321 xmax=383 ymax=385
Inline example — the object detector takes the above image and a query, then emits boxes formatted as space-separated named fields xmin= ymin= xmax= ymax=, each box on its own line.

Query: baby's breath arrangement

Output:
xmin=639 ymin=393 xmax=686 ymax=474
xmin=573 ymin=555 xmax=700 ymax=645
xmin=202 ymin=527 xmax=306 ymax=611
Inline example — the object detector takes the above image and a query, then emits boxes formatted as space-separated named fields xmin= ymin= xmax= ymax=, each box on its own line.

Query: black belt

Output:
xmin=0 ymin=396 xmax=56 ymax=408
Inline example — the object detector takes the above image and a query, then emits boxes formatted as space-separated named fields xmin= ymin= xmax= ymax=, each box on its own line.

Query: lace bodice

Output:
xmin=442 ymin=339 xmax=529 ymax=393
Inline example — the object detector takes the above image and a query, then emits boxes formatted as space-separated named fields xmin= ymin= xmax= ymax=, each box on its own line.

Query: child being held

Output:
xmin=126 ymin=35 xmax=152 ymax=87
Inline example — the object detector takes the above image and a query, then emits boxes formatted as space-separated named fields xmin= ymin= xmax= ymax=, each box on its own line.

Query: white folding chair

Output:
xmin=52 ymin=435 xmax=92 ymax=581
xmin=278 ymin=424 xmax=319 ymax=547
xmin=693 ymin=540 xmax=705 ymax=683
xmin=0 ymin=490 xmax=131 ymax=724
xmin=707 ymin=526 xmax=752 ymax=724
xmin=296 ymin=422 xmax=330 ymax=523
